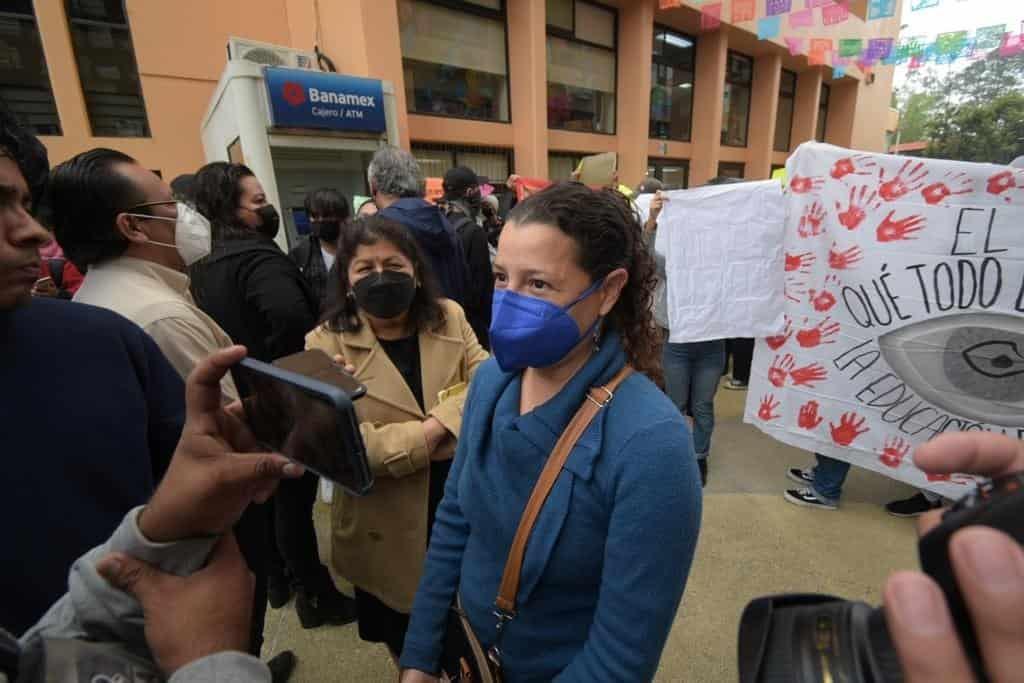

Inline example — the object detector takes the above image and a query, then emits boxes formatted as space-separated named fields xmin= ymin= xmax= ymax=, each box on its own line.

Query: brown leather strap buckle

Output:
xmin=586 ymin=385 xmax=615 ymax=408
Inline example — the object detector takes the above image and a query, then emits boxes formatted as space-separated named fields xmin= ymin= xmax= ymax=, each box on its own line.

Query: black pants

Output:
xmin=234 ymin=502 xmax=270 ymax=656
xmin=268 ymin=471 xmax=334 ymax=594
xmin=727 ymin=338 xmax=755 ymax=384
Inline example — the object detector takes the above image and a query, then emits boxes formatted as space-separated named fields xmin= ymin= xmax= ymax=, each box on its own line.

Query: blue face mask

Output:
xmin=489 ymin=279 xmax=604 ymax=372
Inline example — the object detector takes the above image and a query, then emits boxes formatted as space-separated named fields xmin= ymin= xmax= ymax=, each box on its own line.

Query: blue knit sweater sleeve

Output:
xmin=553 ymin=418 xmax=702 ymax=682
xmin=399 ymin=377 xmax=478 ymax=674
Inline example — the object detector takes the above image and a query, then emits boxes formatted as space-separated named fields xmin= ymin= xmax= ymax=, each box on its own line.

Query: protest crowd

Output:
xmin=2 ymin=40 xmax=1024 ymax=682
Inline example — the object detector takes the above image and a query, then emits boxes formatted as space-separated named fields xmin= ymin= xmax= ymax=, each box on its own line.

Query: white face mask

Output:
xmin=126 ymin=202 xmax=212 ymax=266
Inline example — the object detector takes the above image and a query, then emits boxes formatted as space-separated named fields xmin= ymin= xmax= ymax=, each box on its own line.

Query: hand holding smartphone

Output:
xmin=231 ymin=350 xmax=373 ymax=495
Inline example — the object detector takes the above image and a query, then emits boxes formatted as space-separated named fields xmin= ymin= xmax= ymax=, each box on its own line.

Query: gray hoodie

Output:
xmin=19 ymin=507 xmax=270 ymax=682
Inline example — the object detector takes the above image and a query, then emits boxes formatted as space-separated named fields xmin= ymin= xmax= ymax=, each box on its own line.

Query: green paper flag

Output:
xmin=839 ymin=38 xmax=864 ymax=58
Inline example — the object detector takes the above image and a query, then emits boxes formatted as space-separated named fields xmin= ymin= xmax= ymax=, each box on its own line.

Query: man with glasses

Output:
xmin=48 ymin=148 xmax=237 ymax=400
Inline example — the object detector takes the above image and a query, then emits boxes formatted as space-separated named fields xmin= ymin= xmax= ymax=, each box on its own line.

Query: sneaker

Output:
xmin=267 ymin=571 xmax=293 ymax=609
xmin=723 ymin=378 xmax=748 ymax=391
xmin=296 ymin=586 xmax=358 ymax=629
xmin=885 ymin=493 xmax=943 ymax=518
xmin=784 ymin=488 xmax=837 ymax=510
xmin=787 ymin=467 xmax=815 ymax=486
xmin=697 ymin=459 xmax=707 ymax=487
xmin=267 ymin=650 xmax=297 ymax=683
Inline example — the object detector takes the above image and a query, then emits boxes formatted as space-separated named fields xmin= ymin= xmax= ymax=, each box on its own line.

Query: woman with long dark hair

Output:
xmin=306 ymin=215 xmax=488 ymax=661
xmin=400 ymin=182 xmax=702 ymax=682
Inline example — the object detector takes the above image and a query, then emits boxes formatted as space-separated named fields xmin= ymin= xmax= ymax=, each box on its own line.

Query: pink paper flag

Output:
xmin=806 ymin=0 xmax=830 ymax=7
xmin=731 ymin=0 xmax=756 ymax=23
xmin=700 ymin=2 xmax=722 ymax=31
xmin=821 ymin=2 xmax=849 ymax=25
xmin=789 ymin=8 xmax=813 ymax=28
xmin=786 ymin=36 xmax=805 ymax=55
xmin=999 ymin=33 xmax=1024 ymax=58
xmin=809 ymin=38 xmax=832 ymax=65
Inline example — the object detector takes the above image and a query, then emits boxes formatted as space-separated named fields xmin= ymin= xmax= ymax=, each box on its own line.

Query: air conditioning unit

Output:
xmin=227 ymin=37 xmax=317 ymax=70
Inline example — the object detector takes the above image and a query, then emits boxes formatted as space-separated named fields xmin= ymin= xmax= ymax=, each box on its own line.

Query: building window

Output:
xmin=398 ymin=0 xmax=509 ymax=122
xmin=412 ymin=142 xmax=512 ymax=186
xmin=65 ymin=0 xmax=150 ymax=137
xmin=0 ymin=2 xmax=61 ymax=135
xmin=774 ymin=69 xmax=796 ymax=152
xmin=816 ymin=83 xmax=830 ymax=142
xmin=721 ymin=51 xmax=752 ymax=147
xmin=547 ymin=0 xmax=616 ymax=134
xmin=650 ymin=27 xmax=694 ymax=142
xmin=548 ymin=152 xmax=583 ymax=181
xmin=717 ymin=162 xmax=745 ymax=179
xmin=648 ymin=158 xmax=689 ymax=190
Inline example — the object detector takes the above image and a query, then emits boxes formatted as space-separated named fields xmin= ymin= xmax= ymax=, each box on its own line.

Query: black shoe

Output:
xmin=787 ymin=467 xmax=815 ymax=486
xmin=267 ymin=572 xmax=293 ymax=609
xmin=784 ymin=487 xmax=837 ymax=511
xmin=296 ymin=585 xmax=358 ymax=629
xmin=267 ymin=650 xmax=296 ymax=683
xmin=697 ymin=459 xmax=707 ymax=487
xmin=885 ymin=493 xmax=943 ymax=518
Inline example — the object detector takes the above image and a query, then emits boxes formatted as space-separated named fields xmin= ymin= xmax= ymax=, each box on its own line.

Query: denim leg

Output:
xmin=688 ymin=340 xmax=726 ymax=457
xmin=662 ymin=341 xmax=694 ymax=448
xmin=812 ymin=454 xmax=850 ymax=503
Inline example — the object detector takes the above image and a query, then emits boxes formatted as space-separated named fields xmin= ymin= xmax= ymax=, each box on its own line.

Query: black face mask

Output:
xmin=352 ymin=271 xmax=416 ymax=319
xmin=464 ymin=190 xmax=482 ymax=212
xmin=252 ymin=205 xmax=280 ymax=240
xmin=312 ymin=219 xmax=342 ymax=243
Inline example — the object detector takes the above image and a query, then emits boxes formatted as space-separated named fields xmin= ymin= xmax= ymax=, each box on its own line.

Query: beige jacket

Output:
xmin=73 ymin=257 xmax=238 ymax=401
xmin=305 ymin=299 xmax=487 ymax=612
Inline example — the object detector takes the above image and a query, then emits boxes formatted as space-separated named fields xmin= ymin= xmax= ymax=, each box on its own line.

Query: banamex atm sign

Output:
xmin=265 ymin=67 xmax=386 ymax=133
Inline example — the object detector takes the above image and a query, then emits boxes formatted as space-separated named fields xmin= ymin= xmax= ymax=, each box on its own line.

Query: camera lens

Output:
xmin=738 ymin=594 xmax=904 ymax=683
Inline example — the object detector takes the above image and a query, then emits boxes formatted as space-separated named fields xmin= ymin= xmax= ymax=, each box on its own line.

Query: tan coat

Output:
xmin=305 ymin=299 xmax=488 ymax=612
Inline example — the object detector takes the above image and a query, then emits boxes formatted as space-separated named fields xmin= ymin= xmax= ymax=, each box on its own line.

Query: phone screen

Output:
xmin=233 ymin=360 xmax=372 ymax=495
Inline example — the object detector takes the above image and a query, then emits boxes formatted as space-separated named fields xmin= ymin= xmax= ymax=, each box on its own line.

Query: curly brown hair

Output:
xmin=507 ymin=182 xmax=662 ymax=383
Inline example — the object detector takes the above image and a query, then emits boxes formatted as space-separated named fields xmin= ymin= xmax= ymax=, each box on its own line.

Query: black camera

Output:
xmin=738 ymin=472 xmax=1024 ymax=683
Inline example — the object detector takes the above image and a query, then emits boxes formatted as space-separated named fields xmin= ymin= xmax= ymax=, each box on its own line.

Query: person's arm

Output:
xmin=553 ymin=419 xmax=702 ymax=682
xmin=399 ymin=377 xmax=482 ymax=677
xmin=145 ymin=314 xmax=239 ymax=403
xmin=241 ymin=255 xmax=318 ymax=359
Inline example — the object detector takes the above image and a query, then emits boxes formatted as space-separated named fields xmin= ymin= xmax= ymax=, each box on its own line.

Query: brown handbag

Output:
xmin=443 ymin=366 xmax=634 ymax=683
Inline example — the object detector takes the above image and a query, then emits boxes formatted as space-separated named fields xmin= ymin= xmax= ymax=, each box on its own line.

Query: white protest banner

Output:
xmin=655 ymin=181 xmax=787 ymax=343
xmin=744 ymin=142 xmax=1024 ymax=497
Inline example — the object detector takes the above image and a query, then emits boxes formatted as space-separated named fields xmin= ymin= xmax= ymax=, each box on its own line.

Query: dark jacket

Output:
xmin=289 ymin=235 xmax=339 ymax=316
xmin=190 ymin=238 xmax=318 ymax=368
xmin=444 ymin=203 xmax=493 ymax=349
xmin=380 ymin=198 xmax=468 ymax=306
xmin=1 ymin=297 xmax=183 ymax=635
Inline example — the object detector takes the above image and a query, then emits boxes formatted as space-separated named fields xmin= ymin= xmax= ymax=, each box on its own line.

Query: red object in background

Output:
xmin=512 ymin=177 xmax=552 ymax=202
xmin=790 ymin=362 xmax=827 ymax=387
xmin=789 ymin=175 xmax=824 ymax=194
xmin=765 ymin=315 xmax=792 ymax=350
xmin=38 ymin=242 xmax=84 ymax=295
xmin=796 ymin=317 xmax=839 ymax=348
xmin=784 ymin=251 xmax=815 ymax=273
xmin=829 ymin=411 xmax=868 ymax=446
xmin=828 ymin=243 xmax=863 ymax=269
xmin=758 ymin=394 xmax=781 ymax=421
xmin=879 ymin=436 xmax=910 ymax=468
xmin=835 ymin=185 xmax=879 ymax=231
xmin=797 ymin=400 xmax=824 ymax=430
xmin=808 ymin=274 xmax=840 ymax=313
xmin=878 ymin=160 xmax=927 ymax=202
xmin=921 ymin=171 xmax=973 ymax=205
xmin=768 ymin=353 xmax=795 ymax=387
xmin=797 ymin=202 xmax=826 ymax=238
xmin=830 ymin=154 xmax=876 ymax=181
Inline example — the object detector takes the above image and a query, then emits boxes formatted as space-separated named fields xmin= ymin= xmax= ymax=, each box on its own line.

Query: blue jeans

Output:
xmin=662 ymin=339 xmax=726 ymax=458
xmin=812 ymin=454 xmax=850 ymax=503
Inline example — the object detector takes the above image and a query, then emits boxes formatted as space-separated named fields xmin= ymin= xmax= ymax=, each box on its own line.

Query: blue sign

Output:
xmin=264 ymin=67 xmax=386 ymax=133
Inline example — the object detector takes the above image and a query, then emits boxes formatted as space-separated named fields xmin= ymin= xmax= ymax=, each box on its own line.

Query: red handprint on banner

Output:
xmin=790 ymin=175 xmax=824 ymax=194
xmin=768 ymin=353 xmax=795 ymax=387
xmin=797 ymin=400 xmax=824 ymax=430
xmin=829 ymin=411 xmax=869 ymax=446
xmin=758 ymin=394 xmax=781 ymax=421
xmin=828 ymin=243 xmax=863 ymax=270
xmin=765 ymin=315 xmax=793 ymax=350
xmin=878 ymin=160 xmax=928 ymax=202
xmin=790 ymin=362 xmax=828 ymax=388
xmin=785 ymin=275 xmax=807 ymax=304
xmin=986 ymin=169 xmax=1024 ymax=201
xmin=797 ymin=202 xmax=827 ymax=238
xmin=830 ymin=154 xmax=877 ymax=180
xmin=878 ymin=436 xmax=910 ymax=468
xmin=785 ymin=251 xmax=816 ymax=273
xmin=796 ymin=317 xmax=840 ymax=348
xmin=921 ymin=171 xmax=973 ymax=205
xmin=876 ymin=210 xmax=925 ymax=243
xmin=834 ymin=185 xmax=880 ymax=231
xmin=808 ymin=274 xmax=840 ymax=313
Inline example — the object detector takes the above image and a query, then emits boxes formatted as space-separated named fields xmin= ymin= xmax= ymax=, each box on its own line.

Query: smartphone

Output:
xmin=273 ymin=349 xmax=367 ymax=400
xmin=232 ymin=356 xmax=373 ymax=496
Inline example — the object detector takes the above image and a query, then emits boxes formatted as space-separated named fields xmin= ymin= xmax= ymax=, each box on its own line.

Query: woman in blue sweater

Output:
xmin=400 ymin=183 xmax=703 ymax=682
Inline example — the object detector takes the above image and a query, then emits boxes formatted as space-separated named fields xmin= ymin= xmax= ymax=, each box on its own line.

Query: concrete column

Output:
xmin=291 ymin=0 xmax=411 ymax=149
xmin=791 ymin=66 xmax=823 ymax=148
xmin=689 ymin=29 xmax=728 ymax=186
xmin=746 ymin=53 xmax=781 ymax=180
xmin=615 ymin=0 xmax=655 ymax=188
xmin=824 ymin=78 xmax=858 ymax=148
xmin=507 ymin=0 xmax=549 ymax=178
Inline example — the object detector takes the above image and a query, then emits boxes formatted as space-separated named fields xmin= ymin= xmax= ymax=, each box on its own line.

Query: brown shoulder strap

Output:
xmin=494 ymin=365 xmax=634 ymax=615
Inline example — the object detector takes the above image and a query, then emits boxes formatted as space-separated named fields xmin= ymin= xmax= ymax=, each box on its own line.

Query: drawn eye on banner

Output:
xmin=744 ymin=143 xmax=1024 ymax=498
